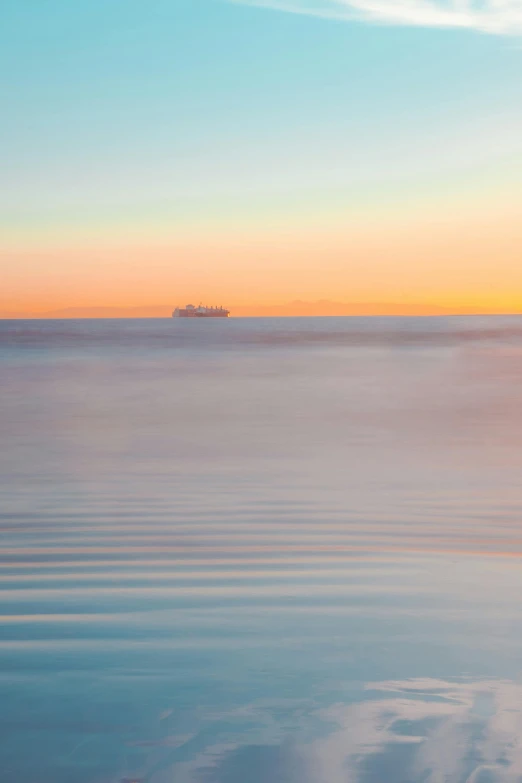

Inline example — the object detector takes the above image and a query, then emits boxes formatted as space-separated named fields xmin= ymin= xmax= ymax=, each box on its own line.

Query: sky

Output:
xmin=1 ymin=0 xmax=522 ymax=314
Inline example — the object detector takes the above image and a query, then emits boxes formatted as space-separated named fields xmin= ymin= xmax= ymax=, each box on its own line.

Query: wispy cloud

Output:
xmin=231 ymin=0 xmax=522 ymax=35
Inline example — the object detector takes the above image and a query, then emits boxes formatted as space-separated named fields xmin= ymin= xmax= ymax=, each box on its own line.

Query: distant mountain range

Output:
xmin=0 ymin=306 xmax=175 ymax=319
xmin=0 ymin=300 xmax=507 ymax=319
xmin=230 ymin=301 xmax=493 ymax=317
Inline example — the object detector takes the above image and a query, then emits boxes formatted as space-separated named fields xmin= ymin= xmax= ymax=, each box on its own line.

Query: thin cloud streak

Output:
xmin=232 ymin=0 xmax=522 ymax=34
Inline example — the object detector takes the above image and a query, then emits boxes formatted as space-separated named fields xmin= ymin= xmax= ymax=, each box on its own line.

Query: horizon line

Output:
xmin=2 ymin=300 xmax=522 ymax=320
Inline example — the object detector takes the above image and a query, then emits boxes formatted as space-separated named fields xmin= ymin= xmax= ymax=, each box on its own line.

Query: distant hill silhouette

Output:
xmin=231 ymin=300 xmax=475 ymax=317
xmin=0 ymin=305 xmax=173 ymax=319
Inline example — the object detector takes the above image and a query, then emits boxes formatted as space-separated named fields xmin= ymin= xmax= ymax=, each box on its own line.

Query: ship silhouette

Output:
xmin=172 ymin=304 xmax=230 ymax=318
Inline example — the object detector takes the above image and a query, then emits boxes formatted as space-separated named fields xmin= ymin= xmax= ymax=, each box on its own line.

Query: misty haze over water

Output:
xmin=2 ymin=316 xmax=522 ymax=783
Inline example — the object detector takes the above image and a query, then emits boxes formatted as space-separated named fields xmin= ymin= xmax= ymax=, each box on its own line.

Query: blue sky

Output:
xmin=2 ymin=0 xmax=521 ymax=211
xmin=1 ymin=0 xmax=522 ymax=310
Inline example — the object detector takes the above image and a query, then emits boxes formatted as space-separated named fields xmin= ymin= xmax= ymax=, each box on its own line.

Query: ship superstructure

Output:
xmin=172 ymin=304 xmax=230 ymax=318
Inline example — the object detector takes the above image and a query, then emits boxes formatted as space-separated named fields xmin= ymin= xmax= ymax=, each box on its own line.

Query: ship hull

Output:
xmin=172 ymin=310 xmax=229 ymax=318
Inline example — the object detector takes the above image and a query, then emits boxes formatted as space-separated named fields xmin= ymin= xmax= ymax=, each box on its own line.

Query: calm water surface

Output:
xmin=2 ymin=316 xmax=522 ymax=783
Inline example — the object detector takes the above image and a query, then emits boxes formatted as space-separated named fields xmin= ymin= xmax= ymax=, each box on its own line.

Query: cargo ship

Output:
xmin=172 ymin=304 xmax=230 ymax=318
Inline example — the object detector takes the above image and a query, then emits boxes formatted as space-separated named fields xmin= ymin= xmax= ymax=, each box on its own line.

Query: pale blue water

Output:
xmin=2 ymin=316 xmax=522 ymax=783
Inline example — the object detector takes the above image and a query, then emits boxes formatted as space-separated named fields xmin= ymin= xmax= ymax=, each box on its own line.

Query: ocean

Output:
xmin=2 ymin=316 xmax=522 ymax=783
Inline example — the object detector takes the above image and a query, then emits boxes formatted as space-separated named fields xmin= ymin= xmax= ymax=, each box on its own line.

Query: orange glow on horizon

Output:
xmin=3 ymin=191 xmax=522 ymax=316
